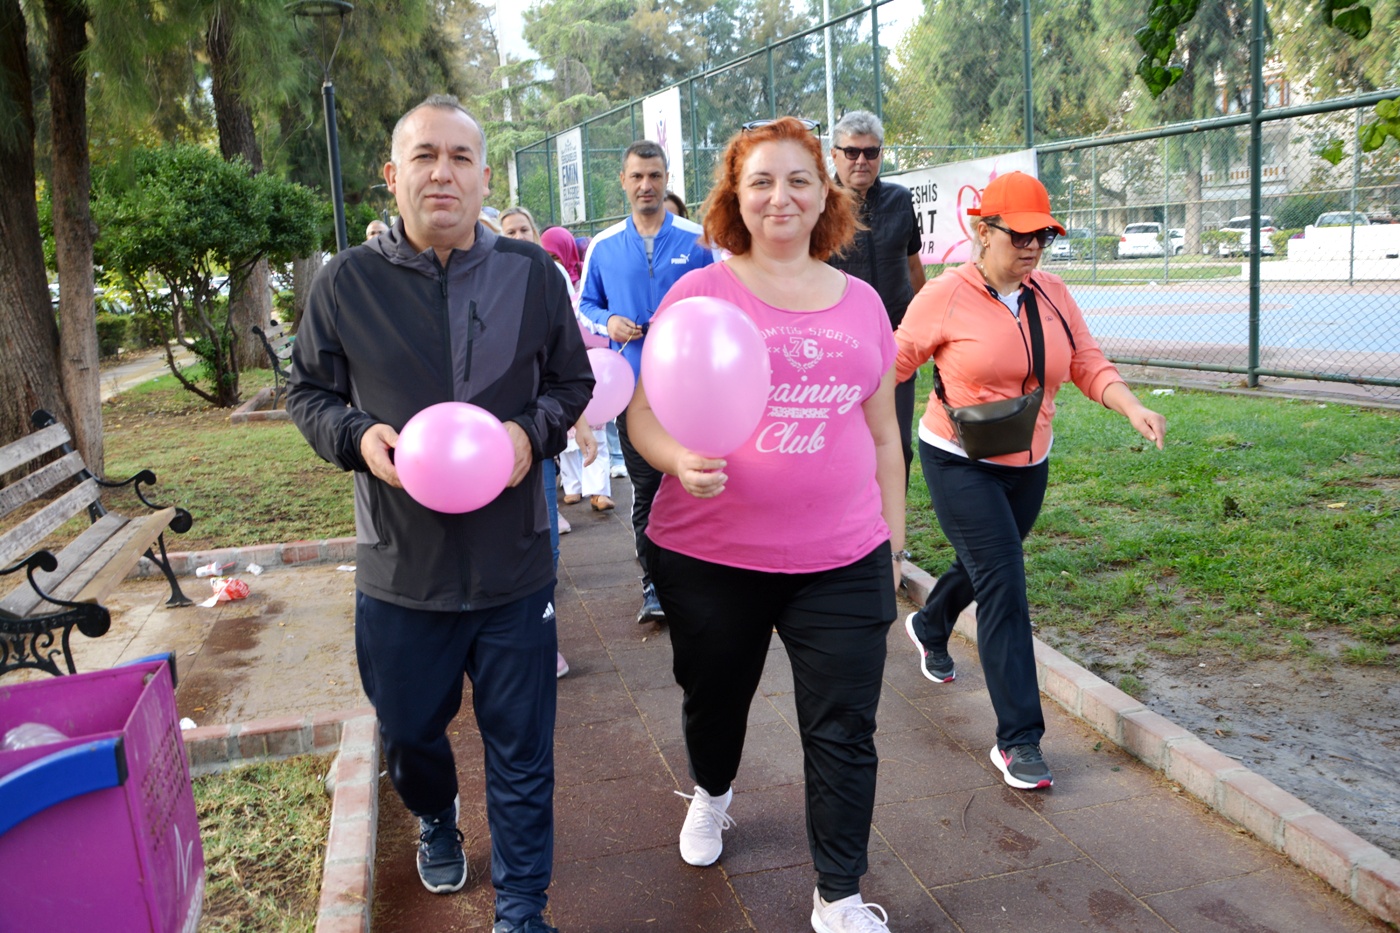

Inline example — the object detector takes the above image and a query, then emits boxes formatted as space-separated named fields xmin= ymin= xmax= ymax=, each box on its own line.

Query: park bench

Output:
xmin=252 ymin=321 xmax=294 ymax=409
xmin=0 ymin=410 xmax=192 ymax=678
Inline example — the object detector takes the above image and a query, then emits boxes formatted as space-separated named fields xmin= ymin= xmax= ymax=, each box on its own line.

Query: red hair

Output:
xmin=700 ymin=117 xmax=855 ymax=260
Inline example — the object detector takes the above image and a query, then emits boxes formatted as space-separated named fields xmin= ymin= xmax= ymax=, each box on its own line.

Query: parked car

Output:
xmin=1048 ymin=227 xmax=1091 ymax=261
xmin=1168 ymin=228 xmax=1185 ymax=254
xmin=1116 ymin=222 xmax=1174 ymax=259
xmin=1217 ymin=215 xmax=1276 ymax=257
xmin=1315 ymin=211 xmax=1371 ymax=227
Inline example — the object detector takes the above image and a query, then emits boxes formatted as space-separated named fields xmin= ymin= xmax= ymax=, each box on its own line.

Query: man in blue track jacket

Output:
xmin=578 ymin=140 xmax=715 ymax=625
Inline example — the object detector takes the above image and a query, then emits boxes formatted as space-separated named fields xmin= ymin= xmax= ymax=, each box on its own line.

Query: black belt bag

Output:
xmin=935 ymin=284 xmax=1045 ymax=461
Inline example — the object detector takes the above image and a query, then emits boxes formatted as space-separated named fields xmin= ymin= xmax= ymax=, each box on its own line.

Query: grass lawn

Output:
xmin=103 ymin=370 xmax=354 ymax=550
xmin=193 ymin=753 xmax=333 ymax=933
xmin=103 ymin=364 xmax=1398 ymax=666
xmin=904 ymin=363 xmax=1400 ymax=665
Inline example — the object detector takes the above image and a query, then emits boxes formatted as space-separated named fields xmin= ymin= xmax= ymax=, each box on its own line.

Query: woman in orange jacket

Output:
xmin=894 ymin=172 xmax=1166 ymax=790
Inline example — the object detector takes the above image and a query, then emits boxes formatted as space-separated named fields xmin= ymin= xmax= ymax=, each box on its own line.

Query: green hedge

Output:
xmin=95 ymin=313 xmax=127 ymax=357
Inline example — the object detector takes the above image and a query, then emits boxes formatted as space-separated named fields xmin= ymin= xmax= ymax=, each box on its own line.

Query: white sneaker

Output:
xmin=811 ymin=888 xmax=891 ymax=932
xmin=675 ymin=785 xmax=734 ymax=866
xmin=609 ymin=464 xmax=627 ymax=479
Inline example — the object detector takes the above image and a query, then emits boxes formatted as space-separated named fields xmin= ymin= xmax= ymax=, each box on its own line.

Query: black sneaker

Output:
xmin=991 ymin=743 xmax=1053 ymax=790
xmin=492 ymin=918 xmax=559 ymax=933
xmin=636 ymin=583 xmax=665 ymax=625
xmin=417 ymin=805 xmax=466 ymax=894
xmin=904 ymin=612 xmax=955 ymax=683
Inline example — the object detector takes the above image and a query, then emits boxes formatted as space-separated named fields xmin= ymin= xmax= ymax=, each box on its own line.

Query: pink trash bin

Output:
xmin=0 ymin=657 xmax=204 ymax=932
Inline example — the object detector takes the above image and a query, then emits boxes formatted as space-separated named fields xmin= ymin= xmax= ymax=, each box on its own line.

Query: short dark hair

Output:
xmin=623 ymin=140 xmax=667 ymax=168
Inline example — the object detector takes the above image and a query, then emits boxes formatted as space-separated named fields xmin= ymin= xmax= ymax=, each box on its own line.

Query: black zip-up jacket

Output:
xmin=287 ymin=222 xmax=594 ymax=612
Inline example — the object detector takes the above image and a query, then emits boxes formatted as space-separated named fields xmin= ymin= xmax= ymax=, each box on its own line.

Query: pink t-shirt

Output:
xmin=645 ymin=263 xmax=896 ymax=573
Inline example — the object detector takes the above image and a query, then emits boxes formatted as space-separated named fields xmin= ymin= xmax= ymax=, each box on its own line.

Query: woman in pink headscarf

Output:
xmin=541 ymin=227 xmax=583 ymax=287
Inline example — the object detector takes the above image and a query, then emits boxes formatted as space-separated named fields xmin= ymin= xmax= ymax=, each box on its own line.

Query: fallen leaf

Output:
xmin=1326 ymin=502 xmax=1347 ymax=509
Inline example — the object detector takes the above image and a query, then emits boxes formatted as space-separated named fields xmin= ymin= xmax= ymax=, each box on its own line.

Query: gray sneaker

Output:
xmin=991 ymin=743 xmax=1054 ymax=790
xmin=416 ymin=802 xmax=466 ymax=893
xmin=492 ymin=918 xmax=559 ymax=933
xmin=904 ymin=612 xmax=954 ymax=683
xmin=636 ymin=583 xmax=665 ymax=625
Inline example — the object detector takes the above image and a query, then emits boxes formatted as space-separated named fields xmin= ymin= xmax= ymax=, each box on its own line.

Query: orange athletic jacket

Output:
xmin=894 ymin=262 xmax=1124 ymax=466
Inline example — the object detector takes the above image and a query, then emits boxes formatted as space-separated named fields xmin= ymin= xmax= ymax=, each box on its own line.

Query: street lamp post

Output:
xmin=287 ymin=1 xmax=353 ymax=253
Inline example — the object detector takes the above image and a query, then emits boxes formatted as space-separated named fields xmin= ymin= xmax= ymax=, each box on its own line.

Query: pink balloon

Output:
xmin=640 ymin=296 xmax=771 ymax=457
xmin=395 ymin=402 xmax=514 ymax=513
xmin=583 ymin=348 xmax=635 ymax=424
xmin=579 ymin=318 xmax=610 ymax=349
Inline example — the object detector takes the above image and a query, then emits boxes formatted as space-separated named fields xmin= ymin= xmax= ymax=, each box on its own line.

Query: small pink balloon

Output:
xmin=583 ymin=348 xmax=635 ymax=424
xmin=640 ymin=296 xmax=771 ymax=457
xmin=395 ymin=402 xmax=514 ymax=513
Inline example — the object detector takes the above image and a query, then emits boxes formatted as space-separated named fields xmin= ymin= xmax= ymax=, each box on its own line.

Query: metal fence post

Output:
xmin=1021 ymin=0 xmax=1033 ymax=149
xmin=872 ymin=2 xmax=884 ymax=122
xmin=1246 ymin=0 xmax=1264 ymax=387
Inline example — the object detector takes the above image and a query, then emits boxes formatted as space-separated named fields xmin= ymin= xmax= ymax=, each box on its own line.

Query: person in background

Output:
xmin=541 ymin=227 xmax=583 ymax=294
xmin=896 ymin=171 xmax=1165 ymax=791
xmin=287 ymin=95 xmax=592 ymax=933
xmin=500 ymin=204 xmax=598 ymax=679
xmin=826 ymin=111 xmax=925 ymax=485
xmin=663 ymin=190 xmax=688 ymax=218
xmin=578 ymin=140 xmax=717 ymax=625
xmin=628 ymin=116 xmax=904 ymax=933
xmin=365 ymin=219 xmax=390 ymax=241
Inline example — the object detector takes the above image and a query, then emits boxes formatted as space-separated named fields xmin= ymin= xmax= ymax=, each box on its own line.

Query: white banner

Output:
xmin=557 ymin=127 xmax=585 ymax=226
xmin=888 ymin=149 xmax=1039 ymax=266
xmin=642 ymin=86 xmax=687 ymax=202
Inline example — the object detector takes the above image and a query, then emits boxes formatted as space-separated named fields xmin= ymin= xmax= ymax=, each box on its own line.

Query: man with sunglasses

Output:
xmin=827 ymin=111 xmax=927 ymax=484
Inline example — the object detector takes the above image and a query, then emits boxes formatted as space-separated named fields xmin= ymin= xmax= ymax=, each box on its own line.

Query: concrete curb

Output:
xmin=183 ymin=707 xmax=380 ymax=933
xmin=132 ymin=537 xmax=359 ymax=579
xmin=900 ymin=560 xmax=1400 ymax=927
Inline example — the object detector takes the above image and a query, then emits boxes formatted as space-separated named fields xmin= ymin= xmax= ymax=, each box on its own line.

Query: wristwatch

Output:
xmin=892 ymin=549 xmax=912 ymax=563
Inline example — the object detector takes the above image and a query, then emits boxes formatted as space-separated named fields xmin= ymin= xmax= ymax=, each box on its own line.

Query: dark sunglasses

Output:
xmin=835 ymin=145 xmax=882 ymax=161
xmin=743 ymin=118 xmax=821 ymax=134
xmin=985 ymin=221 xmax=1057 ymax=249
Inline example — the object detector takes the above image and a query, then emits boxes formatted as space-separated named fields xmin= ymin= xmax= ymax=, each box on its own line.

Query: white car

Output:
xmin=1116 ymin=222 xmax=1172 ymax=259
xmin=1218 ymin=215 xmax=1277 ymax=257
xmin=1315 ymin=211 xmax=1371 ymax=227
xmin=1048 ymin=228 xmax=1091 ymax=261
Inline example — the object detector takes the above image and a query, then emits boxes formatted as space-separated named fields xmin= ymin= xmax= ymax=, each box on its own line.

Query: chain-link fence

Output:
xmin=514 ymin=0 xmax=1400 ymax=399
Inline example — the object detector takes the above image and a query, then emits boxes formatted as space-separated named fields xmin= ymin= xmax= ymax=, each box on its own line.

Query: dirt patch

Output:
xmin=1043 ymin=625 xmax=1400 ymax=858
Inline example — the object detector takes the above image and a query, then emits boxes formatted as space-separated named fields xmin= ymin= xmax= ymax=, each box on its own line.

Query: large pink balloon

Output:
xmin=395 ymin=402 xmax=514 ymax=513
xmin=583 ymin=348 xmax=635 ymax=424
xmin=640 ymin=297 xmax=771 ymax=457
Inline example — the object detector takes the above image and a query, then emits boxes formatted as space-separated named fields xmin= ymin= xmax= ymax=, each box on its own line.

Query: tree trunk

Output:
xmin=46 ymin=0 xmax=102 ymax=473
xmin=0 ymin=0 xmax=72 ymax=453
xmin=208 ymin=6 xmax=269 ymax=374
xmin=291 ymin=252 xmax=324 ymax=332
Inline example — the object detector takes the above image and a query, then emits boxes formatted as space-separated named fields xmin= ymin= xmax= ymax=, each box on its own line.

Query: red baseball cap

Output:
xmin=967 ymin=171 xmax=1065 ymax=235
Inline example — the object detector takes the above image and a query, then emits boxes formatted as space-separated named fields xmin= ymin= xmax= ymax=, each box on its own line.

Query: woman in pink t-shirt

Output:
xmin=626 ymin=117 xmax=905 ymax=933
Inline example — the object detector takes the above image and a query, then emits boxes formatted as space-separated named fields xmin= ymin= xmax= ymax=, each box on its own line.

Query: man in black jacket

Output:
xmin=828 ymin=110 xmax=927 ymax=483
xmin=288 ymin=95 xmax=592 ymax=933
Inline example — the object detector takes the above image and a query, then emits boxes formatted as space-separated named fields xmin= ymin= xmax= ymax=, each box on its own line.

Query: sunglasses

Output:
xmin=834 ymin=145 xmax=882 ymax=161
xmin=743 ymin=118 xmax=821 ymax=134
xmin=985 ymin=221 xmax=1057 ymax=249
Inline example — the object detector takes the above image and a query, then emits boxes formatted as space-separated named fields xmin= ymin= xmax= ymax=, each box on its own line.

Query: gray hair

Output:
xmin=623 ymin=139 xmax=667 ymax=168
xmin=832 ymin=110 xmax=884 ymax=147
xmin=390 ymin=94 xmax=486 ymax=165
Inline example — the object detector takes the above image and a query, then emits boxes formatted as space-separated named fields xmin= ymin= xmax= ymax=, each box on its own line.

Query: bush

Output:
xmin=1088 ymin=235 xmax=1121 ymax=259
xmin=1271 ymin=228 xmax=1303 ymax=257
xmin=95 ymin=313 xmax=127 ymax=357
xmin=1201 ymin=229 xmax=1241 ymax=254
xmin=1277 ymin=192 xmax=1351 ymax=230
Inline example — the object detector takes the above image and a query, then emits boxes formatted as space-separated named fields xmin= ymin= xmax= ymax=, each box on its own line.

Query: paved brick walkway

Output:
xmin=362 ymin=498 xmax=1389 ymax=933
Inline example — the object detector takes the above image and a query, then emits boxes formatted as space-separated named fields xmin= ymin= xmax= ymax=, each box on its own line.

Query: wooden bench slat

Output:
xmin=0 ymin=513 xmax=126 ymax=616
xmin=0 ymin=452 xmax=86 ymax=522
xmin=0 ymin=423 xmax=71 ymax=475
xmin=0 ymin=478 xmax=101 ymax=568
xmin=72 ymin=508 xmax=177 ymax=606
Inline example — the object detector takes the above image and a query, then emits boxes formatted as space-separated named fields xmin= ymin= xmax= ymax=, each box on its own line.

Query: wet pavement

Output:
xmin=93 ymin=486 xmax=1390 ymax=932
